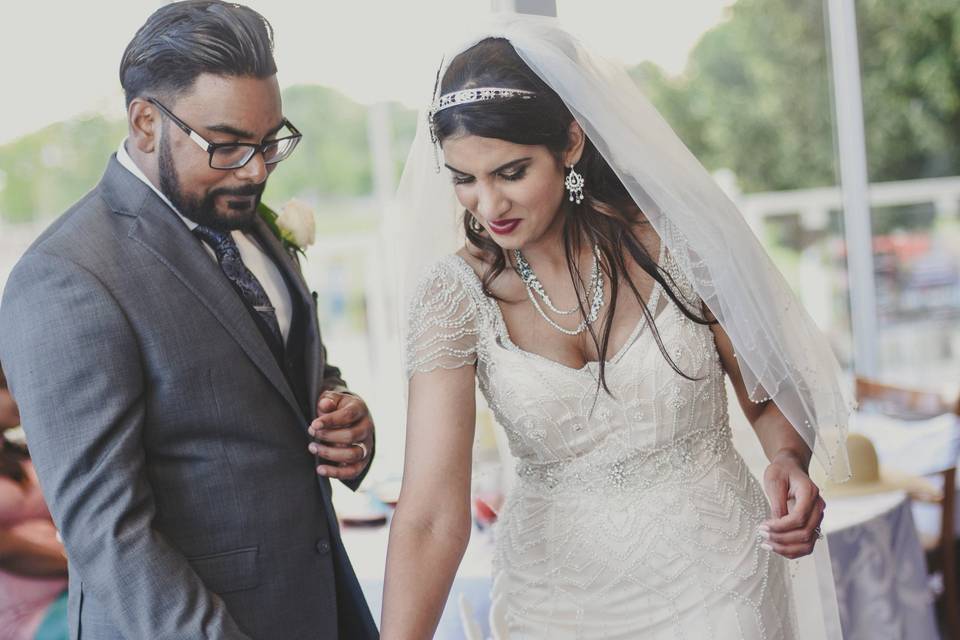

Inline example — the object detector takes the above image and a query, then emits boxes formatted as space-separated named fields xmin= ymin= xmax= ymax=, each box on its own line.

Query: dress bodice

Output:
xmin=406 ymin=249 xmax=731 ymax=482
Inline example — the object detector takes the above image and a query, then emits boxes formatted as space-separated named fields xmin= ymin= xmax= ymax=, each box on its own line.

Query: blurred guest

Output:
xmin=0 ymin=363 xmax=68 ymax=640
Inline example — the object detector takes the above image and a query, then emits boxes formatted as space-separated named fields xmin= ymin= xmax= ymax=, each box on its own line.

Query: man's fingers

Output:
xmin=309 ymin=442 xmax=367 ymax=464
xmin=316 ymin=391 xmax=347 ymax=415
xmin=311 ymin=402 xmax=363 ymax=431
xmin=316 ymin=460 xmax=367 ymax=480
xmin=309 ymin=420 xmax=370 ymax=445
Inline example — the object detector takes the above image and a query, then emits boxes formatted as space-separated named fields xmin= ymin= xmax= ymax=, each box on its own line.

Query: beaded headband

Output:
xmin=429 ymin=87 xmax=537 ymax=120
xmin=427 ymin=87 xmax=537 ymax=170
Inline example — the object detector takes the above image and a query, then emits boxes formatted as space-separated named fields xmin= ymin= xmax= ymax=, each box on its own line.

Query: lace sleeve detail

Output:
xmin=405 ymin=259 xmax=481 ymax=377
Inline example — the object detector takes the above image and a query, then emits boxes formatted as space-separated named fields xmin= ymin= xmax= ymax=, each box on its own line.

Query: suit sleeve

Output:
xmin=0 ymin=252 xmax=251 ymax=639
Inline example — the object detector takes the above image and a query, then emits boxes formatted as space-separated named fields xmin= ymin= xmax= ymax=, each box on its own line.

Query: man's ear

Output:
xmin=128 ymin=98 xmax=160 ymax=154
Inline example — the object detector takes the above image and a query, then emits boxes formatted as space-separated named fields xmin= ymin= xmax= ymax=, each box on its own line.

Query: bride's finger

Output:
xmin=761 ymin=538 xmax=817 ymax=560
xmin=763 ymin=483 xmax=820 ymax=533
xmin=762 ymin=498 xmax=824 ymax=545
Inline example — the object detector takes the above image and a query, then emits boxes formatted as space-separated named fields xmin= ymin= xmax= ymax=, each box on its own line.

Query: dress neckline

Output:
xmin=450 ymin=241 xmax=667 ymax=374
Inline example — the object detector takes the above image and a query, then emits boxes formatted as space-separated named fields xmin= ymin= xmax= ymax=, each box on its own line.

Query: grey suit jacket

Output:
xmin=0 ymin=157 xmax=378 ymax=639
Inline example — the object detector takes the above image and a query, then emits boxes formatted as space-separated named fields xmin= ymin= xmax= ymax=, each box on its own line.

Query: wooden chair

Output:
xmin=855 ymin=377 xmax=954 ymax=419
xmin=855 ymin=376 xmax=960 ymax=639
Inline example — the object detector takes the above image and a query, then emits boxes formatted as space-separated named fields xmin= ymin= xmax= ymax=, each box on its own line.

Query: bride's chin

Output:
xmin=488 ymin=237 xmax=524 ymax=252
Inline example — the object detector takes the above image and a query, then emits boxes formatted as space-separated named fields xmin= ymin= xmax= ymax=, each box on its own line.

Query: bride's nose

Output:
xmin=475 ymin=183 xmax=510 ymax=222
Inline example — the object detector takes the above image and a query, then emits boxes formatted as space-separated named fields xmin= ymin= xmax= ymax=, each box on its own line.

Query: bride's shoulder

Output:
xmin=454 ymin=246 xmax=486 ymax=276
xmin=418 ymin=251 xmax=472 ymax=282
xmin=406 ymin=251 xmax=488 ymax=339
xmin=418 ymin=248 xmax=485 ymax=286
xmin=411 ymin=251 xmax=483 ymax=304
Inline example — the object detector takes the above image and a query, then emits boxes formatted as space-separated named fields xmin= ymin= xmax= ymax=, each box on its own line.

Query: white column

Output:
xmin=367 ymin=102 xmax=395 ymax=208
xmin=935 ymin=195 xmax=960 ymax=220
xmin=492 ymin=0 xmax=557 ymax=16
xmin=826 ymin=0 xmax=880 ymax=377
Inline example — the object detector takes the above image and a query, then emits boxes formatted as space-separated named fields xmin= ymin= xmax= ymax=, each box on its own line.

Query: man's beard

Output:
xmin=158 ymin=135 xmax=265 ymax=232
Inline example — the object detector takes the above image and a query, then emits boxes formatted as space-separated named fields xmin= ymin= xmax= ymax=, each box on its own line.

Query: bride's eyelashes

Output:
xmin=500 ymin=166 xmax=528 ymax=181
xmin=450 ymin=165 xmax=529 ymax=185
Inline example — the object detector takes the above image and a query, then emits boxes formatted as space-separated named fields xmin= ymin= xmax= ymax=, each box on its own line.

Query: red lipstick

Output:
xmin=488 ymin=218 xmax=521 ymax=235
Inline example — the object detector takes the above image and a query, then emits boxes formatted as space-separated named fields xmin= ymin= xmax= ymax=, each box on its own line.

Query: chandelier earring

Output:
xmin=565 ymin=164 xmax=585 ymax=205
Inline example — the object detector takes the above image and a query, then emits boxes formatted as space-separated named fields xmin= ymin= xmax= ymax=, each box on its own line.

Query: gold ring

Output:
xmin=353 ymin=442 xmax=368 ymax=460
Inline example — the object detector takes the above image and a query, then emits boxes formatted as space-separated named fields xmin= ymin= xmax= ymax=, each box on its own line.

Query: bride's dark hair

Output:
xmin=432 ymin=38 xmax=713 ymax=390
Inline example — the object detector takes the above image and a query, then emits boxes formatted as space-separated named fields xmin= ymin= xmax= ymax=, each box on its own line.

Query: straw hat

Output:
xmin=814 ymin=433 xmax=940 ymax=498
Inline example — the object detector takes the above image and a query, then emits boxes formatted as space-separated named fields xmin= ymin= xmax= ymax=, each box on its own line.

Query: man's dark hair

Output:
xmin=119 ymin=0 xmax=276 ymax=107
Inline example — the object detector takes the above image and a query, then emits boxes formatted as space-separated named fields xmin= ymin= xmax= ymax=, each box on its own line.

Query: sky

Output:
xmin=0 ymin=0 xmax=734 ymax=145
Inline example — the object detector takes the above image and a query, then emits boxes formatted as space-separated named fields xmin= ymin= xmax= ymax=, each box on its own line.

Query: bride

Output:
xmin=377 ymin=13 xmax=850 ymax=639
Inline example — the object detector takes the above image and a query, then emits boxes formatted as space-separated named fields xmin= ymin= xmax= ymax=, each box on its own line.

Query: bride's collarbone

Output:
xmin=497 ymin=284 xmax=652 ymax=368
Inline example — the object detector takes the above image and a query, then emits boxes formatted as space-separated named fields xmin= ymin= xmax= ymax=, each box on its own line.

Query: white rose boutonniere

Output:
xmin=258 ymin=198 xmax=316 ymax=256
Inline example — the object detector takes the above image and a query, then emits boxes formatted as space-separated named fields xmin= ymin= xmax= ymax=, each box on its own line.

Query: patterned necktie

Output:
xmin=193 ymin=225 xmax=284 ymax=348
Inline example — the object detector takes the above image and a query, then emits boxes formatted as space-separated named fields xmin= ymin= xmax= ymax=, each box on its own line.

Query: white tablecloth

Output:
xmin=850 ymin=411 xmax=960 ymax=540
xmin=823 ymin=490 xmax=940 ymax=640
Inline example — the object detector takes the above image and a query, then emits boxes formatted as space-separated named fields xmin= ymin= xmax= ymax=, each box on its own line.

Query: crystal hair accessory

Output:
xmin=429 ymin=87 xmax=536 ymax=119
xmin=426 ymin=87 xmax=537 ymax=171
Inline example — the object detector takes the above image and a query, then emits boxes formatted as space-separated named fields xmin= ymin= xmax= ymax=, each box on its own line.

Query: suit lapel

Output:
xmin=100 ymin=158 xmax=305 ymax=423
xmin=248 ymin=226 xmax=339 ymax=512
xmin=250 ymin=216 xmax=323 ymax=416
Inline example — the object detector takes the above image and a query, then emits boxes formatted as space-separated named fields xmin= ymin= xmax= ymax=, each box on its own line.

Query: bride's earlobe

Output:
xmin=564 ymin=120 xmax=586 ymax=166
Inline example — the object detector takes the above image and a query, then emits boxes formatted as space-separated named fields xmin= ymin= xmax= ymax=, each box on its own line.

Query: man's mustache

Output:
xmin=211 ymin=184 xmax=265 ymax=199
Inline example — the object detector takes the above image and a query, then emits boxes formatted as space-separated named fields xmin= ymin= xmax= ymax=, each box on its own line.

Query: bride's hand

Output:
xmin=759 ymin=451 xmax=825 ymax=559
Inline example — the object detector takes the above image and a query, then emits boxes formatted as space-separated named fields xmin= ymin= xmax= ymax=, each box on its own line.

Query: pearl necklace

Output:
xmin=513 ymin=245 xmax=605 ymax=336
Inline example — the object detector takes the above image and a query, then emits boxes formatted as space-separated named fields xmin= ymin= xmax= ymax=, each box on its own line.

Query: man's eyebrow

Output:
xmin=205 ymin=120 xmax=286 ymax=140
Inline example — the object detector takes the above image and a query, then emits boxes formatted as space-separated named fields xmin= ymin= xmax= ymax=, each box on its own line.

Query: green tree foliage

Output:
xmin=633 ymin=0 xmax=960 ymax=193
xmin=264 ymin=85 xmax=416 ymax=201
xmin=0 ymin=116 xmax=127 ymax=223
xmin=0 ymin=86 xmax=416 ymax=224
xmin=266 ymin=85 xmax=374 ymax=199
xmin=857 ymin=0 xmax=960 ymax=181
xmin=2 ymin=1 xmax=957 ymax=223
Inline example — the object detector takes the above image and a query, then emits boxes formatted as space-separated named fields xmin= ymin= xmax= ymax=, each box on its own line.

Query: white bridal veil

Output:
xmin=395 ymin=11 xmax=851 ymax=483
xmin=391 ymin=12 xmax=849 ymax=638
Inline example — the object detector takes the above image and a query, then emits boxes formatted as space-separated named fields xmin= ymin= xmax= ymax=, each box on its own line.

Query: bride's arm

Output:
xmin=381 ymin=365 xmax=477 ymax=639
xmin=709 ymin=317 xmax=826 ymax=560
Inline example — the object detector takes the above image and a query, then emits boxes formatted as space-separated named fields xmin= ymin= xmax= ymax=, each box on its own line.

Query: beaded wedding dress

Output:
xmin=406 ymin=247 xmax=800 ymax=639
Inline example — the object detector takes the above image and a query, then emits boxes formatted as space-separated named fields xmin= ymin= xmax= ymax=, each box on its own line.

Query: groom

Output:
xmin=0 ymin=2 xmax=378 ymax=638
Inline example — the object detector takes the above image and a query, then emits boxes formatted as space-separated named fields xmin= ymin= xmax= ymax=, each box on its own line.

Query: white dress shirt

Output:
xmin=116 ymin=140 xmax=293 ymax=344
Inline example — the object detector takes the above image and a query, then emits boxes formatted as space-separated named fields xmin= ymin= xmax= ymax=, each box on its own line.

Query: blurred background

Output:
xmin=4 ymin=0 xmax=957 ymax=486
xmin=2 ymin=0 xmax=960 ymax=637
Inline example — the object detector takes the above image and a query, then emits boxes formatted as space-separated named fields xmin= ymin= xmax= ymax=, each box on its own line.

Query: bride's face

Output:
xmin=442 ymin=134 xmax=567 ymax=251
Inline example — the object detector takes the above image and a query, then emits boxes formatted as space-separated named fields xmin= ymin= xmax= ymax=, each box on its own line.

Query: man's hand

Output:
xmin=307 ymin=391 xmax=374 ymax=480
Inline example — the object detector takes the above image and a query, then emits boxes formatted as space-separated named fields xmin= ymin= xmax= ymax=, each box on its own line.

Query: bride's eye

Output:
xmin=451 ymin=174 xmax=474 ymax=185
xmin=500 ymin=167 xmax=528 ymax=181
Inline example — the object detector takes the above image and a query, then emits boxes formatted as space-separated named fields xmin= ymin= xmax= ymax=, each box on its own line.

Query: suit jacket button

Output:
xmin=316 ymin=539 xmax=331 ymax=554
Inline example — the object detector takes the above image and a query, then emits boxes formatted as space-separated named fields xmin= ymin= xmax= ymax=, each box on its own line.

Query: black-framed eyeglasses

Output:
xmin=146 ymin=98 xmax=302 ymax=170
